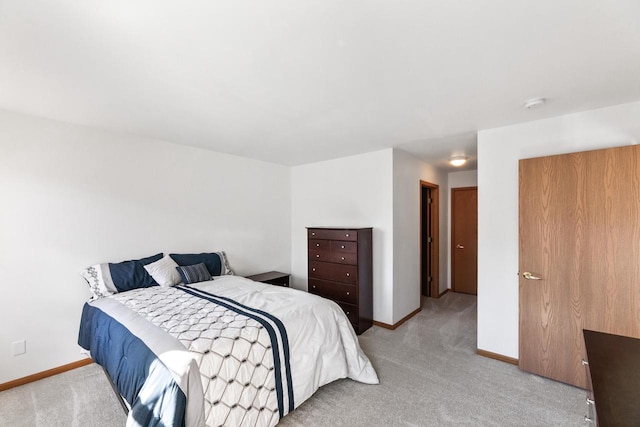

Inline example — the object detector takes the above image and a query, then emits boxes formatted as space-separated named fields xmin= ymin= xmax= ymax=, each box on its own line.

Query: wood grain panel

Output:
xmin=583 ymin=146 xmax=640 ymax=339
xmin=308 ymin=261 xmax=357 ymax=284
xmin=519 ymin=145 xmax=640 ymax=389
xmin=520 ymin=151 xmax=589 ymax=387
xmin=309 ymin=239 xmax=330 ymax=251
xmin=335 ymin=301 xmax=359 ymax=325
xmin=308 ymin=279 xmax=357 ymax=305
xmin=451 ymin=187 xmax=477 ymax=295
xmin=330 ymin=240 xmax=357 ymax=254
xmin=307 ymin=229 xmax=358 ymax=241
xmin=308 ymin=250 xmax=357 ymax=265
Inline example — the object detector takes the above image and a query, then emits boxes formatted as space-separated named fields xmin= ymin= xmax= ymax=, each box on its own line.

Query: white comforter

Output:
xmin=92 ymin=275 xmax=378 ymax=427
xmin=200 ymin=276 xmax=379 ymax=398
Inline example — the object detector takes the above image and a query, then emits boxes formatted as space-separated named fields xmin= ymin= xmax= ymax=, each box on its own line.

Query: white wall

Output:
xmin=477 ymin=101 xmax=640 ymax=359
xmin=290 ymin=150 xmax=394 ymax=324
xmin=0 ymin=110 xmax=291 ymax=384
xmin=392 ymin=149 xmax=448 ymax=321
xmin=446 ymin=170 xmax=478 ymax=290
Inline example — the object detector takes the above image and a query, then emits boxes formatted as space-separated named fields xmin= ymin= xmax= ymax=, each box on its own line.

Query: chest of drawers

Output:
xmin=583 ymin=329 xmax=640 ymax=426
xmin=307 ymin=227 xmax=373 ymax=334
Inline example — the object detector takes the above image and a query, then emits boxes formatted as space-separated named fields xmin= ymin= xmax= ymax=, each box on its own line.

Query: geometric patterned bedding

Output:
xmin=112 ymin=286 xmax=291 ymax=427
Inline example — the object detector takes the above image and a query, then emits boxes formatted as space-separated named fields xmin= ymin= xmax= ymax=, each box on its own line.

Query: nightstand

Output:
xmin=246 ymin=271 xmax=290 ymax=287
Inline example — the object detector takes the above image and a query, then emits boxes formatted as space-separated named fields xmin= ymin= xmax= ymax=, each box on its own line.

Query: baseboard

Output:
xmin=373 ymin=307 xmax=422 ymax=330
xmin=439 ymin=288 xmax=449 ymax=298
xmin=0 ymin=358 xmax=93 ymax=392
xmin=476 ymin=349 xmax=519 ymax=365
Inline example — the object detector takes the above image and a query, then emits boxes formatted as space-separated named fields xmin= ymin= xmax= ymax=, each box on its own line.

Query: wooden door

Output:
xmin=519 ymin=145 xmax=640 ymax=389
xmin=421 ymin=186 xmax=432 ymax=296
xmin=420 ymin=181 xmax=440 ymax=299
xmin=451 ymin=187 xmax=477 ymax=295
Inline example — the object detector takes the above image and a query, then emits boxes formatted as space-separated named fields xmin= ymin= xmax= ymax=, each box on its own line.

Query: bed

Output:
xmin=78 ymin=252 xmax=378 ymax=427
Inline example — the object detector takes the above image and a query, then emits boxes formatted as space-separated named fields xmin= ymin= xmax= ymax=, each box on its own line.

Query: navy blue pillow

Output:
xmin=109 ymin=253 xmax=163 ymax=292
xmin=169 ymin=253 xmax=223 ymax=276
xmin=176 ymin=263 xmax=212 ymax=284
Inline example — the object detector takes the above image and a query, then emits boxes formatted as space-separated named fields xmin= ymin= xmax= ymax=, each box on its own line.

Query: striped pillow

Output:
xmin=176 ymin=263 xmax=212 ymax=284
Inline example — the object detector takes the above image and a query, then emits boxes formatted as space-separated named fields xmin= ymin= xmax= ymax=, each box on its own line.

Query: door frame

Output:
xmin=420 ymin=180 xmax=440 ymax=299
xmin=451 ymin=186 xmax=478 ymax=294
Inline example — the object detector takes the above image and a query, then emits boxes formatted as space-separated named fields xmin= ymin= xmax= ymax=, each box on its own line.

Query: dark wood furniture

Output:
xmin=307 ymin=227 xmax=373 ymax=335
xmin=583 ymin=329 xmax=640 ymax=426
xmin=246 ymin=271 xmax=290 ymax=287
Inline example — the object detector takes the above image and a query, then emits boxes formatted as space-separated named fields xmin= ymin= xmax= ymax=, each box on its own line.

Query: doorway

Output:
xmin=420 ymin=180 xmax=439 ymax=298
xmin=451 ymin=187 xmax=478 ymax=295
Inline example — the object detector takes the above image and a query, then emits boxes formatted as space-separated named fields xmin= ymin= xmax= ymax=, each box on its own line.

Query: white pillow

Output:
xmin=80 ymin=263 xmax=118 ymax=300
xmin=143 ymin=255 xmax=182 ymax=287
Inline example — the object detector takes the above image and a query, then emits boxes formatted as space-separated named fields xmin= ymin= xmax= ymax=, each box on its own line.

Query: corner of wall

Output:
xmin=391 ymin=149 xmax=450 ymax=323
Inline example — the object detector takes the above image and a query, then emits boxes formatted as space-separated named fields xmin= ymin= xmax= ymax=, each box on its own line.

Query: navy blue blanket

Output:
xmin=78 ymin=303 xmax=187 ymax=427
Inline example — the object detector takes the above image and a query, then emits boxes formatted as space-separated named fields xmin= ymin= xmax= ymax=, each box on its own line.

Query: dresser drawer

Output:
xmin=336 ymin=301 xmax=359 ymax=325
xmin=309 ymin=261 xmax=357 ymax=284
xmin=308 ymin=229 xmax=358 ymax=241
xmin=309 ymin=239 xmax=330 ymax=251
xmin=331 ymin=240 xmax=357 ymax=254
xmin=309 ymin=279 xmax=357 ymax=305
xmin=308 ymin=250 xmax=357 ymax=265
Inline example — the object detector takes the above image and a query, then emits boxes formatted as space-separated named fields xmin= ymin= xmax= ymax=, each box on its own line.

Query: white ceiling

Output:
xmin=1 ymin=1 xmax=639 ymax=170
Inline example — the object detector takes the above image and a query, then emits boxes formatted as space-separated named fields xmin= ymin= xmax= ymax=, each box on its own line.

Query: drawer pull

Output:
xmin=345 ymin=233 xmax=350 ymax=237
xmin=581 ymin=359 xmax=589 ymax=366
xmin=316 ymin=254 xmax=320 ymax=258
xmin=341 ymin=245 xmax=345 ymax=249
xmin=341 ymin=257 xmax=345 ymax=261
xmin=346 ymin=311 xmax=350 ymax=315
xmin=586 ymin=397 xmax=594 ymax=405
xmin=346 ymin=292 xmax=350 ymax=296
xmin=312 ymin=285 xmax=316 ymax=289
xmin=316 ymin=243 xmax=320 ymax=247
xmin=312 ymin=232 xmax=316 ymax=236
xmin=312 ymin=268 xmax=316 ymax=272
xmin=346 ymin=273 xmax=350 ymax=277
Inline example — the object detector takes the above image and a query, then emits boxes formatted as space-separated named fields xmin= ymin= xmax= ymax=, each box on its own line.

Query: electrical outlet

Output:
xmin=12 ymin=340 xmax=26 ymax=356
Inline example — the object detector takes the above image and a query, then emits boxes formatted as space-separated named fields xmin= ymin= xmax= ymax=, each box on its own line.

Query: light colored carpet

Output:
xmin=280 ymin=292 xmax=585 ymax=426
xmin=0 ymin=292 xmax=585 ymax=426
xmin=0 ymin=362 xmax=126 ymax=427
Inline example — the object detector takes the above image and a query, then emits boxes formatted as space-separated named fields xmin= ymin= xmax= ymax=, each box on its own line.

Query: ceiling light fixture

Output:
xmin=449 ymin=156 xmax=468 ymax=167
xmin=524 ymin=98 xmax=546 ymax=109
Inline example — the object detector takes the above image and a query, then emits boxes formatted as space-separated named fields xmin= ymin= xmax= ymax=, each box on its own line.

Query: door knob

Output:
xmin=522 ymin=272 xmax=542 ymax=280
xmin=456 ymin=244 xmax=464 ymax=249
